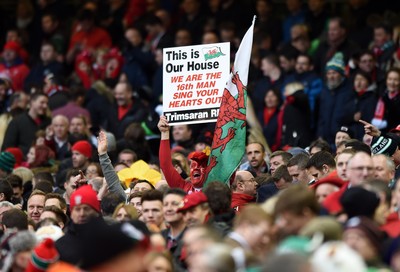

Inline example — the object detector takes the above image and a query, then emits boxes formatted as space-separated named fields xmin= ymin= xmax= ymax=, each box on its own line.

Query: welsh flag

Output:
xmin=204 ymin=17 xmax=255 ymax=186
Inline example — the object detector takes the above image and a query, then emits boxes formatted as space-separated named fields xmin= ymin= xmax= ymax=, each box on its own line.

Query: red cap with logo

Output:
xmin=70 ymin=185 xmax=100 ymax=213
xmin=177 ymin=191 xmax=208 ymax=213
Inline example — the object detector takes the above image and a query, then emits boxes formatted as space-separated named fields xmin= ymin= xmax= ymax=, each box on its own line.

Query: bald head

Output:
xmin=372 ymin=154 xmax=395 ymax=183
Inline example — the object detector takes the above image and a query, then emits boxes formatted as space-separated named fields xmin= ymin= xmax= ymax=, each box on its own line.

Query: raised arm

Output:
xmin=97 ymin=131 xmax=126 ymax=200
xmin=157 ymin=116 xmax=188 ymax=190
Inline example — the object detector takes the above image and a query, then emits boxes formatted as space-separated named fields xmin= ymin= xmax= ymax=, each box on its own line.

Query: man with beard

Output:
xmin=105 ymin=82 xmax=147 ymax=139
xmin=317 ymin=52 xmax=353 ymax=147
xmin=158 ymin=116 xmax=208 ymax=193
xmin=2 ymin=92 xmax=51 ymax=155
xmin=240 ymin=143 xmax=269 ymax=176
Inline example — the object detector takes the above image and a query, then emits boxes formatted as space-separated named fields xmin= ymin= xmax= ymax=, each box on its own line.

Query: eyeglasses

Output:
xmin=242 ymin=178 xmax=257 ymax=183
xmin=350 ymin=166 xmax=374 ymax=172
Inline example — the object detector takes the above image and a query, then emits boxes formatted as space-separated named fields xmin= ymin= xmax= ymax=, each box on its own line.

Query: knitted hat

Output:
xmin=371 ymin=135 xmax=398 ymax=156
xmin=340 ymin=187 xmax=380 ymax=219
xmin=336 ymin=126 xmax=353 ymax=139
xmin=0 ymin=151 xmax=16 ymax=173
xmin=5 ymin=147 xmax=23 ymax=168
xmin=26 ymin=238 xmax=59 ymax=272
xmin=70 ymin=185 xmax=100 ymax=213
xmin=71 ymin=140 xmax=92 ymax=158
xmin=177 ymin=192 xmax=208 ymax=212
xmin=35 ymin=225 xmax=64 ymax=242
xmin=3 ymin=41 xmax=21 ymax=52
xmin=325 ymin=52 xmax=345 ymax=76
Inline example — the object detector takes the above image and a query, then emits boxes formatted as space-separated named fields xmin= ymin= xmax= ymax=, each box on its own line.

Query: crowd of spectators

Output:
xmin=1 ymin=0 xmax=400 ymax=271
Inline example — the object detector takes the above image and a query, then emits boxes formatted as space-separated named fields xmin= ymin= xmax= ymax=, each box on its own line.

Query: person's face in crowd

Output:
xmin=133 ymin=182 xmax=152 ymax=193
xmin=27 ymin=147 xmax=36 ymax=165
xmin=246 ymin=143 xmax=265 ymax=170
xmin=315 ymin=183 xmax=339 ymax=203
xmin=45 ymin=198 xmax=63 ymax=210
xmin=343 ymin=229 xmax=378 ymax=262
xmin=146 ymin=255 xmax=173 ymax=272
xmin=288 ymin=165 xmax=310 ymax=185
xmin=52 ymin=116 xmax=69 ymax=140
xmin=183 ymin=227 xmax=214 ymax=269
xmin=119 ymin=152 xmax=135 ymax=166
xmin=2 ymin=49 xmax=17 ymax=63
xmin=307 ymin=166 xmax=327 ymax=181
xmin=264 ymin=90 xmax=279 ymax=108
xmin=182 ymin=0 xmax=200 ymax=14
xmin=374 ymin=27 xmax=390 ymax=48
xmin=12 ymin=186 xmax=23 ymax=200
xmin=30 ymin=95 xmax=48 ymax=116
xmin=353 ymin=74 xmax=369 ymax=93
xmin=70 ymin=204 xmax=98 ymax=224
xmin=372 ymin=155 xmax=394 ymax=182
xmin=40 ymin=44 xmax=56 ymax=63
xmin=163 ymin=193 xmax=184 ymax=224
xmin=114 ymin=83 xmax=132 ymax=107
xmin=256 ymin=0 xmax=271 ymax=16
xmin=27 ymin=194 xmax=45 ymax=223
xmin=172 ymin=125 xmax=192 ymax=143
xmin=326 ymin=70 xmax=343 ymax=90
xmin=41 ymin=15 xmax=57 ymax=33
xmin=392 ymin=148 xmax=400 ymax=166
xmin=114 ymin=163 xmax=128 ymax=172
xmin=275 ymin=210 xmax=310 ymax=236
xmin=0 ymin=83 xmax=8 ymax=102
xmin=328 ymin=20 xmax=345 ymax=43
xmin=286 ymin=0 xmax=301 ymax=12
xmin=86 ymin=164 xmax=99 ymax=179
xmin=244 ymin=220 xmax=272 ymax=254
xmin=358 ymin=54 xmax=375 ymax=73
xmin=270 ymin=155 xmax=285 ymax=175
xmin=261 ymin=58 xmax=276 ymax=77
xmin=64 ymin=177 xmax=77 ymax=199
xmin=115 ymin=207 xmax=131 ymax=222
xmin=295 ymin=56 xmax=312 ymax=74
xmin=336 ymin=152 xmax=353 ymax=180
xmin=69 ymin=117 xmax=86 ymax=134
xmin=130 ymin=197 xmax=142 ymax=217
xmin=125 ymin=28 xmax=142 ymax=47
xmin=346 ymin=152 xmax=374 ymax=186
xmin=189 ymin=160 xmax=206 ymax=187
xmin=202 ymin=32 xmax=219 ymax=44
xmin=182 ymin=205 xmax=209 ymax=227
xmin=6 ymin=30 xmax=19 ymax=42
xmin=279 ymin=56 xmax=295 ymax=73
xmin=175 ymin=30 xmax=192 ymax=46
xmin=142 ymin=200 xmax=164 ymax=228
xmin=238 ymin=171 xmax=257 ymax=196
xmin=308 ymin=0 xmax=324 ymax=13
xmin=72 ymin=151 xmax=88 ymax=168
xmin=386 ymin=71 xmax=400 ymax=93
xmin=335 ymin=131 xmax=351 ymax=148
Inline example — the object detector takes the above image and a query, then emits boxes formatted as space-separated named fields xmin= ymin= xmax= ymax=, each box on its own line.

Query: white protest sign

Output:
xmin=162 ymin=42 xmax=230 ymax=125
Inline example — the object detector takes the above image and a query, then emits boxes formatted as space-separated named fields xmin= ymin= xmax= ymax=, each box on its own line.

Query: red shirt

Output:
xmin=69 ymin=27 xmax=112 ymax=51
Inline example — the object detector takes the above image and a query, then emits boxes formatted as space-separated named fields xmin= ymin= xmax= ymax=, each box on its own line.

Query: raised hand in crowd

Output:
xmin=97 ymin=130 xmax=108 ymax=155
xmin=359 ymin=119 xmax=381 ymax=137
xmin=157 ymin=116 xmax=170 ymax=140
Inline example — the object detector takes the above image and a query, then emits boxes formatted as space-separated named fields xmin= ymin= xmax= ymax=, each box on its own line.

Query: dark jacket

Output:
xmin=2 ymin=112 xmax=51 ymax=155
xmin=317 ymin=79 xmax=353 ymax=146
xmin=382 ymin=91 xmax=400 ymax=132
xmin=282 ymin=90 xmax=313 ymax=148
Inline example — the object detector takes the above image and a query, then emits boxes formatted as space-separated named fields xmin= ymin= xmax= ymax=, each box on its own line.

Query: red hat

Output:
xmin=26 ymin=238 xmax=59 ymax=272
xmin=5 ymin=147 xmax=23 ymax=168
xmin=310 ymin=173 xmax=345 ymax=190
xmin=390 ymin=124 xmax=400 ymax=133
xmin=71 ymin=140 xmax=92 ymax=158
xmin=3 ymin=41 xmax=21 ymax=52
xmin=188 ymin=151 xmax=209 ymax=166
xmin=70 ymin=185 xmax=100 ymax=213
xmin=177 ymin=192 xmax=208 ymax=213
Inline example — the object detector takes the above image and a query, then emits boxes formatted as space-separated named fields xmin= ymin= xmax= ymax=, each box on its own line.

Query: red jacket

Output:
xmin=231 ymin=193 xmax=255 ymax=213
xmin=159 ymin=139 xmax=198 ymax=194
xmin=0 ymin=63 xmax=30 ymax=91
xmin=322 ymin=183 xmax=348 ymax=214
xmin=381 ymin=212 xmax=400 ymax=238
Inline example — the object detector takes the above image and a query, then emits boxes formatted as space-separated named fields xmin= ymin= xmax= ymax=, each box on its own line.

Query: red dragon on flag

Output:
xmin=204 ymin=17 xmax=256 ymax=186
